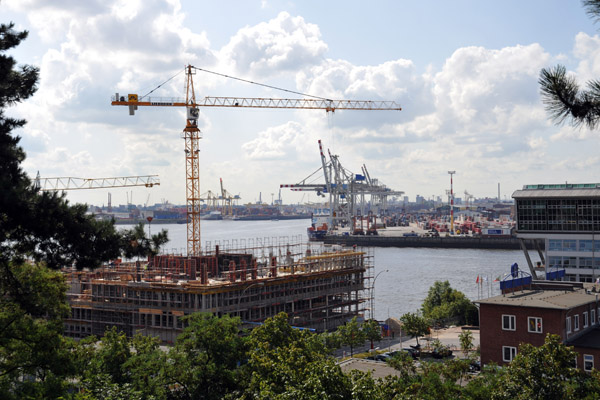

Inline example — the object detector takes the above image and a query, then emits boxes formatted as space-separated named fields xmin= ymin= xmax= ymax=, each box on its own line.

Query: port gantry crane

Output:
xmin=112 ymin=65 xmax=401 ymax=256
xmin=281 ymin=140 xmax=403 ymax=232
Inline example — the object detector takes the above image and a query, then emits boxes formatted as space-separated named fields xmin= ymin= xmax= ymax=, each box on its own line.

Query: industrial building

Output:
xmin=63 ymin=238 xmax=372 ymax=343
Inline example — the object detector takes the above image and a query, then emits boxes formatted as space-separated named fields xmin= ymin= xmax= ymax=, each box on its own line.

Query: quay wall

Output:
xmin=323 ymin=235 xmax=541 ymax=250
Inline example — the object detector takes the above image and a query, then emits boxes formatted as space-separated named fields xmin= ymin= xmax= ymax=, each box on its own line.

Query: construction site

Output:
xmin=57 ymin=65 xmax=398 ymax=342
xmin=63 ymin=238 xmax=373 ymax=343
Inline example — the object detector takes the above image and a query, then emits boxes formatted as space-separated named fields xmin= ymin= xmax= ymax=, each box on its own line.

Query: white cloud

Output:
xmin=574 ymin=32 xmax=600 ymax=81
xmin=8 ymin=1 xmax=600 ymax=205
xmin=220 ymin=11 xmax=327 ymax=77
xmin=242 ymin=121 xmax=305 ymax=160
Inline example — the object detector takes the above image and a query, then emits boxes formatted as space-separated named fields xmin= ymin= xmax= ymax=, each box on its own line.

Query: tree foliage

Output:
xmin=490 ymin=334 xmax=599 ymax=400
xmin=0 ymin=262 xmax=76 ymax=399
xmin=538 ymin=0 xmax=600 ymax=129
xmin=421 ymin=280 xmax=478 ymax=326
xmin=361 ymin=319 xmax=382 ymax=350
xmin=0 ymin=21 xmax=169 ymax=399
xmin=243 ymin=312 xmax=353 ymax=400
xmin=0 ymin=22 xmax=124 ymax=274
xmin=337 ymin=316 xmax=366 ymax=356
xmin=121 ymin=222 xmax=169 ymax=260
xmin=400 ymin=312 xmax=430 ymax=346
xmin=168 ymin=313 xmax=246 ymax=400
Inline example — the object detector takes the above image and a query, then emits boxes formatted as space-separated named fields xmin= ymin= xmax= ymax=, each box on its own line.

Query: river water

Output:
xmin=120 ymin=219 xmax=530 ymax=321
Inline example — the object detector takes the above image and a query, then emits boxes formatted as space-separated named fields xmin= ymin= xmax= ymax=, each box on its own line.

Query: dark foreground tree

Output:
xmin=490 ymin=334 xmax=600 ymax=400
xmin=539 ymin=1 xmax=600 ymax=129
xmin=0 ymin=22 xmax=126 ymax=398
xmin=121 ymin=222 xmax=169 ymax=260
xmin=0 ymin=263 xmax=76 ymax=399
xmin=0 ymin=22 xmax=124 ymax=272
xmin=168 ymin=313 xmax=246 ymax=400
xmin=243 ymin=312 xmax=354 ymax=399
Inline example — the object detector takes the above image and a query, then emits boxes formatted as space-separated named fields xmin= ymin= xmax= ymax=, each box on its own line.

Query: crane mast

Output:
xmin=183 ymin=66 xmax=202 ymax=256
xmin=112 ymin=65 xmax=401 ymax=256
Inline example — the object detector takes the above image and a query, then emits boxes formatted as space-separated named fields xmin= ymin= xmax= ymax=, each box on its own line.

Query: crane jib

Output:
xmin=111 ymin=97 xmax=402 ymax=111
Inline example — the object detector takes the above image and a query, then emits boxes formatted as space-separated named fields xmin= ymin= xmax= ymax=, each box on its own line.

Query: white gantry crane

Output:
xmin=280 ymin=140 xmax=403 ymax=233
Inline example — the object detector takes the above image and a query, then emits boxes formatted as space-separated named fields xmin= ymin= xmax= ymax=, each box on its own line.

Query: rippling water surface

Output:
xmin=120 ymin=220 xmax=530 ymax=320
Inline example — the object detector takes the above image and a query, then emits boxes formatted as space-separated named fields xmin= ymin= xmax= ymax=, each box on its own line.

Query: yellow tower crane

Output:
xmin=112 ymin=65 xmax=401 ymax=256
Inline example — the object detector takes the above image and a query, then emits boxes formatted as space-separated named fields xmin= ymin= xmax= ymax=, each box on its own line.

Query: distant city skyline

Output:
xmin=4 ymin=1 xmax=600 ymax=207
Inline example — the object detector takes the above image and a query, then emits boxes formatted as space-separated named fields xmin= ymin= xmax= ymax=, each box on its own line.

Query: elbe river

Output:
xmin=120 ymin=219 xmax=530 ymax=321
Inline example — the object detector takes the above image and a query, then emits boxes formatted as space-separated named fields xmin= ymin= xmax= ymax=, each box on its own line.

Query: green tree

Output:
xmin=0 ymin=23 xmax=123 ymax=274
xmin=338 ymin=316 xmax=366 ymax=357
xmin=459 ymin=329 xmax=474 ymax=357
xmin=121 ymin=222 xmax=169 ymax=260
xmin=0 ymin=21 xmax=143 ymax=398
xmin=538 ymin=1 xmax=600 ymax=129
xmin=76 ymin=330 xmax=168 ymax=399
xmin=399 ymin=312 xmax=430 ymax=347
xmin=167 ymin=313 xmax=246 ymax=400
xmin=386 ymin=351 xmax=417 ymax=381
xmin=490 ymin=334 xmax=582 ymax=400
xmin=124 ymin=333 xmax=169 ymax=398
xmin=243 ymin=312 xmax=353 ymax=400
xmin=0 ymin=262 xmax=77 ymax=399
xmin=421 ymin=280 xmax=478 ymax=326
xmin=361 ymin=319 xmax=382 ymax=350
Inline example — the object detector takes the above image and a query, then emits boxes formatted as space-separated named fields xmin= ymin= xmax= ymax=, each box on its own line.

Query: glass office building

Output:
xmin=513 ymin=184 xmax=600 ymax=282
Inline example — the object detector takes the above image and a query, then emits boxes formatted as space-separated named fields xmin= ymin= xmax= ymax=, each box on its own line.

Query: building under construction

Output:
xmin=63 ymin=237 xmax=372 ymax=343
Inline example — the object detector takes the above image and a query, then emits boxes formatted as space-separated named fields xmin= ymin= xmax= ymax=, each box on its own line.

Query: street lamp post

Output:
xmin=237 ymin=281 xmax=265 ymax=320
xmin=371 ymin=269 xmax=389 ymax=321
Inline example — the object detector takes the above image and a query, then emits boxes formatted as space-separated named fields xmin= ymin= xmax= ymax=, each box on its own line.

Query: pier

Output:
xmin=323 ymin=235 xmax=540 ymax=250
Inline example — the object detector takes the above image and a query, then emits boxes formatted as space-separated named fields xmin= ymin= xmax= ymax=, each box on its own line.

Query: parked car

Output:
xmin=375 ymin=353 xmax=392 ymax=362
xmin=469 ymin=360 xmax=481 ymax=372
xmin=367 ymin=353 xmax=391 ymax=362
xmin=431 ymin=346 xmax=453 ymax=359
xmin=399 ymin=348 xmax=420 ymax=359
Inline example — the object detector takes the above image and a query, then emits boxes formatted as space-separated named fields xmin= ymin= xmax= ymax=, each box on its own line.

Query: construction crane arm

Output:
xmin=38 ymin=175 xmax=160 ymax=191
xmin=112 ymin=95 xmax=402 ymax=112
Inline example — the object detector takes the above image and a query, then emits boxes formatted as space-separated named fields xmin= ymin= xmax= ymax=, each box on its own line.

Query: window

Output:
xmin=563 ymin=240 xmax=577 ymax=251
xmin=584 ymin=312 xmax=589 ymax=328
xmin=580 ymin=240 xmax=595 ymax=252
xmin=549 ymin=239 xmax=562 ymax=251
xmin=584 ymin=354 xmax=594 ymax=372
xmin=592 ymin=309 xmax=596 ymax=326
xmin=502 ymin=314 xmax=516 ymax=331
xmin=503 ymin=346 xmax=517 ymax=362
xmin=528 ymin=317 xmax=543 ymax=333
xmin=567 ymin=316 xmax=572 ymax=333
xmin=575 ymin=315 xmax=580 ymax=331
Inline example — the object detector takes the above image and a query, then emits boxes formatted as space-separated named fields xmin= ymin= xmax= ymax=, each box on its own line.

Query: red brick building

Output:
xmin=476 ymin=281 xmax=600 ymax=371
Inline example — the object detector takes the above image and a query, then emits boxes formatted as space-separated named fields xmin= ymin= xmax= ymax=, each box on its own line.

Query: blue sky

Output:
xmin=4 ymin=0 xmax=600 ymax=207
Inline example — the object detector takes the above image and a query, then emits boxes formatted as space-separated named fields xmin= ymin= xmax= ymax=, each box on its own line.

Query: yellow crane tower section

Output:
xmin=112 ymin=65 xmax=402 ymax=256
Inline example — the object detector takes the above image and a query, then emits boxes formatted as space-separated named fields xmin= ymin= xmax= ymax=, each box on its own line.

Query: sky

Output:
xmin=3 ymin=0 xmax=600 ymax=207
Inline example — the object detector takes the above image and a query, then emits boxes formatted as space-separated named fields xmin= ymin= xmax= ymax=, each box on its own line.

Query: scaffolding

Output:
xmin=64 ymin=237 xmax=373 ymax=343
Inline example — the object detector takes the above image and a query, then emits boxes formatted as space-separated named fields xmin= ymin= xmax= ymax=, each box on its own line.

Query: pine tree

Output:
xmin=0 ymin=22 xmax=123 ymax=398
xmin=538 ymin=1 xmax=600 ymax=129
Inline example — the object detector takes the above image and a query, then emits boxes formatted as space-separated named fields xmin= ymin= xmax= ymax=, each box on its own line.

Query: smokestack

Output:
xmin=498 ymin=183 xmax=500 ymax=202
